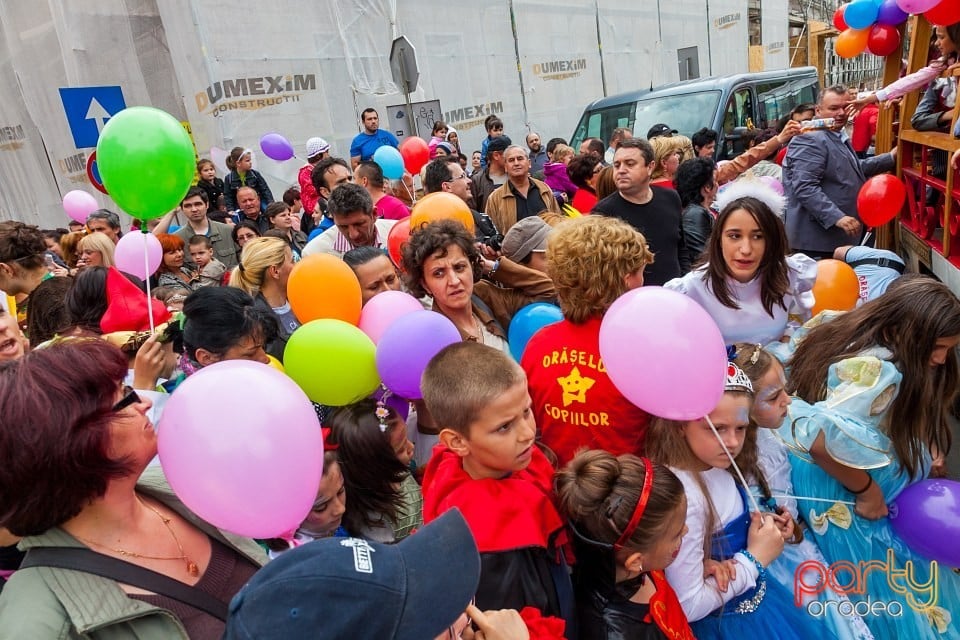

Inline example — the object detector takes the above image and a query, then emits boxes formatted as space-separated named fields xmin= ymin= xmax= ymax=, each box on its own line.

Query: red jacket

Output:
xmin=851 ymin=103 xmax=879 ymax=153
xmin=298 ymin=164 xmax=320 ymax=217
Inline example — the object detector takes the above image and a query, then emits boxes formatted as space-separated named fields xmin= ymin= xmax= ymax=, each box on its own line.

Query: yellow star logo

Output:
xmin=557 ymin=366 xmax=596 ymax=407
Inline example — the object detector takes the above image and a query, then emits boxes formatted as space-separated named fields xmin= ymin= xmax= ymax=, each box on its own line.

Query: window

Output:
xmin=678 ymin=47 xmax=700 ymax=81
xmin=571 ymin=102 xmax=637 ymax=150
xmin=718 ymin=88 xmax=755 ymax=159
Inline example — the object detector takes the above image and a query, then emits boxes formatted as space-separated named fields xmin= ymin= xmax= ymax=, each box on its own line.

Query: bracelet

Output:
xmin=489 ymin=259 xmax=500 ymax=275
xmin=847 ymin=474 xmax=873 ymax=495
xmin=738 ymin=549 xmax=766 ymax=578
xmin=733 ymin=549 xmax=767 ymax=614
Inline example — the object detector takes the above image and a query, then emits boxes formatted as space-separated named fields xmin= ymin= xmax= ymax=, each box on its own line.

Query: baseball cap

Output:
xmin=306 ymin=137 xmax=331 ymax=158
xmin=224 ymin=508 xmax=480 ymax=640
xmin=646 ymin=123 xmax=678 ymax=139
xmin=486 ymin=135 xmax=513 ymax=156
xmin=501 ymin=216 xmax=551 ymax=264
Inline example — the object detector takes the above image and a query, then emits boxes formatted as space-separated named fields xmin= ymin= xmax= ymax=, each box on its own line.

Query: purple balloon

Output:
xmin=259 ymin=133 xmax=295 ymax=161
xmin=599 ymin=287 xmax=727 ymax=420
xmin=889 ymin=479 xmax=960 ymax=567
xmin=114 ymin=231 xmax=163 ymax=280
xmin=876 ymin=0 xmax=908 ymax=25
xmin=376 ymin=310 xmax=462 ymax=400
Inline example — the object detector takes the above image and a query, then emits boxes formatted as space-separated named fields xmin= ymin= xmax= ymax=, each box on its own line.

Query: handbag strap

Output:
xmin=20 ymin=546 xmax=228 ymax=621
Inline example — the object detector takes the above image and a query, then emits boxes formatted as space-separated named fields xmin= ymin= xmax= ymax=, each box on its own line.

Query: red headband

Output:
xmin=614 ymin=457 xmax=654 ymax=552
xmin=321 ymin=427 xmax=338 ymax=452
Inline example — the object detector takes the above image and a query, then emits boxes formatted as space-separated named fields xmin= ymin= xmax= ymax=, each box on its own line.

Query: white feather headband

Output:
xmin=714 ymin=177 xmax=786 ymax=218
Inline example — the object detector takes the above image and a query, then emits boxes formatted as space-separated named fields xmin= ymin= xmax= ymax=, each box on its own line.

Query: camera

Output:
xmin=474 ymin=212 xmax=503 ymax=251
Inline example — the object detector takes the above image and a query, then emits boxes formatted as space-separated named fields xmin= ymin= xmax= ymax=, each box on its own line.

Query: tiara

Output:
xmin=375 ymin=388 xmax=392 ymax=432
xmin=725 ymin=362 xmax=754 ymax=393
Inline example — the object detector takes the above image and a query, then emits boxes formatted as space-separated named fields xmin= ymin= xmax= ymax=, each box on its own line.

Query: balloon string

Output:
xmin=401 ymin=176 xmax=417 ymax=205
xmin=142 ymin=230 xmax=155 ymax=333
xmin=769 ymin=493 xmax=855 ymax=506
xmin=704 ymin=415 xmax=765 ymax=520
xmin=861 ymin=230 xmax=873 ymax=247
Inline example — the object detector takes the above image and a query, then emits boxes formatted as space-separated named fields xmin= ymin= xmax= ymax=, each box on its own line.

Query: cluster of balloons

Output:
xmin=857 ymin=174 xmax=907 ymax=227
xmin=371 ymin=137 xmax=435 ymax=181
xmin=834 ymin=0 xmax=906 ymax=58
xmin=899 ymin=0 xmax=960 ymax=24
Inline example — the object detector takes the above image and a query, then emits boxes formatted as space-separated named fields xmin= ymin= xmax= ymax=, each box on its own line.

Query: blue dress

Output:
xmin=776 ymin=353 xmax=960 ymax=639
xmin=691 ymin=485 xmax=839 ymax=640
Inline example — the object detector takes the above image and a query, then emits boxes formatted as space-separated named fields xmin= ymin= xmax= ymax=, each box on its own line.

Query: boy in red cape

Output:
xmin=421 ymin=341 xmax=572 ymax=637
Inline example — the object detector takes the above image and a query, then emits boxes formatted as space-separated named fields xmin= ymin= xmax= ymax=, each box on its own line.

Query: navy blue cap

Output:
xmin=224 ymin=508 xmax=479 ymax=640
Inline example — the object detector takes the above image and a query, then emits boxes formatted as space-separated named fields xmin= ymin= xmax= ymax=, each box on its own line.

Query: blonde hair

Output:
xmin=552 ymin=144 xmax=574 ymax=162
xmin=650 ymin=135 xmax=693 ymax=180
xmin=78 ymin=232 xmax=116 ymax=268
xmin=229 ymin=237 xmax=288 ymax=296
xmin=546 ymin=217 xmax=653 ymax=324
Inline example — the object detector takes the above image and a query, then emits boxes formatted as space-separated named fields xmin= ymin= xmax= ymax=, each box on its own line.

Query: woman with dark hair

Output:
xmin=327 ymin=399 xmax=421 ymax=542
xmin=64 ymin=266 xmax=111 ymax=336
xmin=155 ymin=234 xmax=196 ymax=295
xmin=25 ymin=275 xmax=73 ymax=346
xmin=675 ymin=157 xmax=718 ymax=273
xmin=665 ymin=188 xmax=816 ymax=345
xmin=264 ymin=202 xmax=307 ymax=258
xmin=781 ymin=275 xmax=960 ymax=639
xmin=231 ymin=220 xmax=262 ymax=266
xmin=401 ymin=219 xmax=556 ymax=352
xmin=342 ymin=245 xmax=402 ymax=306
xmin=0 ymin=221 xmax=53 ymax=333
xmin=179 ymin=286 xmax=275 ymax=378
xmin=0 ymin=339 xmax=266 ymax=638
xmin=567 ymin=154 xmax=602 ymax=213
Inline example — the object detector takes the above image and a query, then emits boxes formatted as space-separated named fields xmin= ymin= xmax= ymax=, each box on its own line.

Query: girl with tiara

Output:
xmin=647 ymin=362 xmax=838 ymax=639
xmin=733 ymin=343 xmax=874 ymax=640
xmin=555 ymin=450 xmax=696 ymax=640
xmin=780 ymin=276 xmax=960 ymax=639
xmin=665 ymin=182 xmax=817 ymax=346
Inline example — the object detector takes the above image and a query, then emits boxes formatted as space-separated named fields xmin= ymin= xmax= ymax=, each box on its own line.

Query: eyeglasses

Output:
xmin=112 ymin=385 xmax=142 ymax=412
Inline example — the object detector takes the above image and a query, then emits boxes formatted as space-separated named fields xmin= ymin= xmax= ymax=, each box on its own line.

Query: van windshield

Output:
xmin=572 ymin=90 xmax=722 ymax=148
xmin=632 ymin=91 xmax=722 ymax=139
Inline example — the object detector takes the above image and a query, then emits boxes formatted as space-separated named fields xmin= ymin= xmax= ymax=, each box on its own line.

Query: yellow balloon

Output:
xmin=266 ymin=355 xmax=285 ymax=373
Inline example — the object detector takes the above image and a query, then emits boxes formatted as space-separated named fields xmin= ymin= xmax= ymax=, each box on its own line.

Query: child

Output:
xmin=327 ymin=398 xmax=422 ymax=542
xmin=223 ymin=147 xmax=274 ymax=213
xmin=733 ymin=343 xmax=875 ymax=640
xmin=262 ymin=445 xmax=346 ymax=559
xmin=556 ymin=450 xmax=695 ymax=640
xmin=479 ymin=115 xmax=504 ymax=170
xmin=646 ymin=363 xmax=836 ymax=640
xmin=187 ymin=235 xmax=226 ymax=287
xmin=428 ymin=120 xmax=449 ymax=159
xmin=151 ymin=285 xmax=187 ymax=313
xmin=196 ymin=158 xmax=226 ymax=219
xmin=421 ymin=341 xmax=572 ymax=633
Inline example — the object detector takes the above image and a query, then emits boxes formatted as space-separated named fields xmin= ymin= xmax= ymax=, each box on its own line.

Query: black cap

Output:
xmin=486 ymin=135 xmax=513 ymax=156
xmin=647 ymin=123 xmax=678 ymax=139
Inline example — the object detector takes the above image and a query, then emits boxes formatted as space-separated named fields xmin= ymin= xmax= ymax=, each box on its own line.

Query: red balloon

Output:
xmin=399 ymin=137 xmax=430 ymax=174
xmin=857 ymin=174 xmax=906 ymax=227
xmin=925 ymin=0 xmax=960 ymax=25
xmin=867 ymin=24 xmax=901 ymax=57
xmin=387 ymin=216 xmax=411 ymax=269
xmin=775 ymin=146 xmax=788 ymax=166
xmin=833 ymin=4 xmax=849 ymax=31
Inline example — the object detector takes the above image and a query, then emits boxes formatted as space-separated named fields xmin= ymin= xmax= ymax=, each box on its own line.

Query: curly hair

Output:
xmin=567 ymin=154 xmax=601 ymax=190
xmin=401 ymin=219 xmax=481 ymax=299
xmin=0 ymin=221 xmax=47 ymax=272
xmin=546 ymin=216 xmax=653 ymax=324
xmin=676 ymin=157 xmax=717 ymax=208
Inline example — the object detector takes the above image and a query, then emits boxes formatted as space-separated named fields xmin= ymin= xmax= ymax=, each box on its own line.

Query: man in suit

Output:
xmin=783 ymin=85 xmax=896 ymax=259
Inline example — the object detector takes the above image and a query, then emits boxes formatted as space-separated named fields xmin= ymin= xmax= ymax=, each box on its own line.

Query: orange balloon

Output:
xmin=835 ymin=28 xmax=869 ymax=59
xmin=811 ymin=259 xmax=860 ymax=315
xmin=287 ymin=254 xmax=362 ymax=325
xmin=410 ymin=192 xmax=475 ymax=233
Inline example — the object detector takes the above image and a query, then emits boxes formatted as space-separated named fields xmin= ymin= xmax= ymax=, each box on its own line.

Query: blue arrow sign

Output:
xmin=58 ymin=86 xmax=126 ymax=149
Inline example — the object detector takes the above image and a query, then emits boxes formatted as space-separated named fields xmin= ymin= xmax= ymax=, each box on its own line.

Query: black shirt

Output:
xmin=593 ymin=187 xmax=683 ymax=286
xmin=509 ymin=181 xmax=549 ymax=222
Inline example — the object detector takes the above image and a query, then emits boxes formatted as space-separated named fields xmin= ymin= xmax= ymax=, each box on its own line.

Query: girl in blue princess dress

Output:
xmin=647 ymin=363 xmax=838 ymax=640
xmin=733 ymin=343 xmax=874 ymax=640
xmin=781 ymin=275 xmax=960 ymax=639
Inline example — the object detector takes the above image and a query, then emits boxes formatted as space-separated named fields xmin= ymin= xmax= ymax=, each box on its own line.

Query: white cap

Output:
xmin=306 ymin=137 xmax=331 ymax=158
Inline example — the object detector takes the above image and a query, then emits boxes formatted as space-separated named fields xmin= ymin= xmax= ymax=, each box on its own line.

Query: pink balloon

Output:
xmin=760 ymin=175 xmax=784 ymax=196
xmin=114 ymin=232 xmax=163 ymax=280
xmin=599 ymin=287 xmax=727 ymax=420
xmin=359 ymin=290 xmax=425 ymax=344
xmin=158 ymin=360 xmax=323 ymax=538
xmin=62 ymin=189 xmax=99 ymax=224
xmin=895 ymin=0 xmax=939 ymax=13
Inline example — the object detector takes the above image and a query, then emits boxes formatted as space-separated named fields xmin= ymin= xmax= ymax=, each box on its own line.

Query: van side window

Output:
xmin=757 ymin=78 xmax=818 ymax=129
xmin=719 ymin=88 xmax=754 ymax=159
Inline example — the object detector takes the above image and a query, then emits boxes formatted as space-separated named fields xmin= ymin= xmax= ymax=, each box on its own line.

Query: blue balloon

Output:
xmin=876 ymin=0 xmax=907 ymax=26
xmin=508 ymin=302 xmax=563 ymax=362
xmin=844 ymin=0 xmax=879 ymax=29
xmin=373 ymin=145 xmax=405 ymax=180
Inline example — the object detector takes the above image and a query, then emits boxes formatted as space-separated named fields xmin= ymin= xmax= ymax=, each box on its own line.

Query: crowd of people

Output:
xmin=0 ymin=20 xmax=959 ymax=640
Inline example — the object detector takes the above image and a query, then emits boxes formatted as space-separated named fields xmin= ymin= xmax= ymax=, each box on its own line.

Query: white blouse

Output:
xmin=665 ymin=254 xmax=817 ymax=346
xmin=666 ymin=467 xmax=761 ymax=622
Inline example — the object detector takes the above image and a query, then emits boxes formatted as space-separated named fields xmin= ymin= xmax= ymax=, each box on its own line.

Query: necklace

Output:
xmin=464 ymin=314 xmax=485 ymax=344
xmin=75 ymin=497 xmax=199 ymax=577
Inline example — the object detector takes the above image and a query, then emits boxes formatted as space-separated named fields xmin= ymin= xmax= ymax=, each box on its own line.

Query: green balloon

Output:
xmin=95 ymin=106 xmax=196 ymax=221
xmin=283 ymin=319 xmax=381 ymax=406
